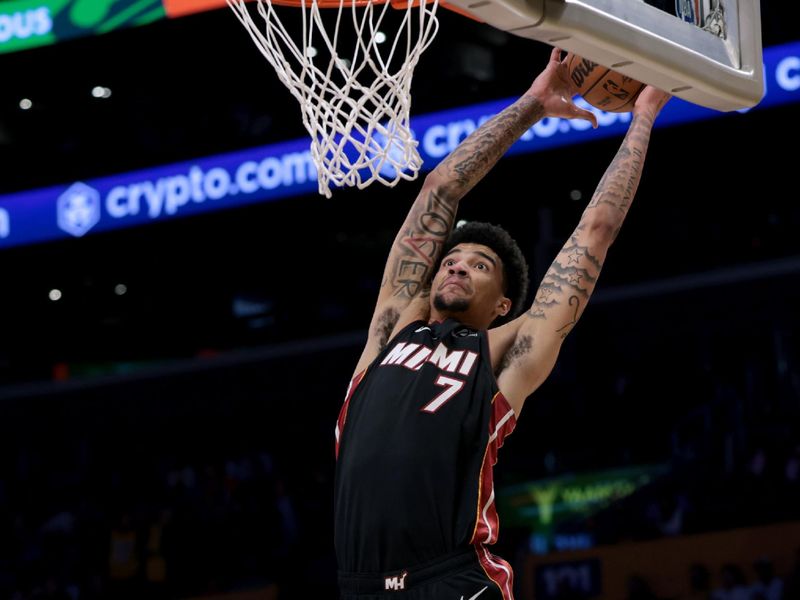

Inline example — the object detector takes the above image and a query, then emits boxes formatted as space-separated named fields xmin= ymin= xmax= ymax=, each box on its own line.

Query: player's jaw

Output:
xmin=433 ymin=292 xmax=470 ymax=315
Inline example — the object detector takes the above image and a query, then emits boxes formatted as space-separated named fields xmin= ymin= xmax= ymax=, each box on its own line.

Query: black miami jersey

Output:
xmin=334 ymin=318 xmax=517 ymax=597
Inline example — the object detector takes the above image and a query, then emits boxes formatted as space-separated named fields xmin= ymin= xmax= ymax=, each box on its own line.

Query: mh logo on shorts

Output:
xmin=57 ymin=182 xmax=101 ymax=237
xmin=384 ymin=570 xmax=408 ymax=591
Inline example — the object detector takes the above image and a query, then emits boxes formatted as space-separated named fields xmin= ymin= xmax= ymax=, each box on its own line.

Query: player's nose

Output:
xmin=447 ymin=261 xmax=468 ymax=276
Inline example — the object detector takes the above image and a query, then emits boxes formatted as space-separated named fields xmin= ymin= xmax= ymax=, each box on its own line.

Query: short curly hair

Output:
xmin=440 ymin=221 xmax=529 ymax=326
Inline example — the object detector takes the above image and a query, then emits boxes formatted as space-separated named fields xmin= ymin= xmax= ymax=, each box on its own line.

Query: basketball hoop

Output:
xmin=226 ymin=0 xmax=442 ymax=197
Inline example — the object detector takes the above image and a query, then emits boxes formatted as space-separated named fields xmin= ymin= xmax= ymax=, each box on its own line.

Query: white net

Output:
xmin=227 ymin=0 xmax=441 ymax=197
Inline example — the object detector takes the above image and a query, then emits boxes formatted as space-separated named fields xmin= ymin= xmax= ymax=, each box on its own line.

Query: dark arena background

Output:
xmin=1 ymin=1 xmax=799 ymax=599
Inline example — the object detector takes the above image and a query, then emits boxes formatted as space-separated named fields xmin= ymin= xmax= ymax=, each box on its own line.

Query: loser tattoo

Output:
xmin=389 ymin=189 xmax=458 ymax=299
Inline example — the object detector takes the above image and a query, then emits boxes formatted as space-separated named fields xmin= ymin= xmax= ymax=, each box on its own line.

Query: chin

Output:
xmin=433 ymin=294 xmax=470 ymax=314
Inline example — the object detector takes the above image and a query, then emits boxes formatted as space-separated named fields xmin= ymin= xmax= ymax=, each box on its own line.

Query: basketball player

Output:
xmin=334 ymin=47 xmax=671 ymax=599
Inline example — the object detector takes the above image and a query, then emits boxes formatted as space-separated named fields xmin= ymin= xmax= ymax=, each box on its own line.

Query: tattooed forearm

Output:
xmin=586 ymin=113 xmax=652 ymax=225
xmin=499 ymin=334 xmax=533 ymax=373
xmin=436 ymin=94 xmax=545 ymax=195
xmin=589 ymin=146 xmax=643 ymax=215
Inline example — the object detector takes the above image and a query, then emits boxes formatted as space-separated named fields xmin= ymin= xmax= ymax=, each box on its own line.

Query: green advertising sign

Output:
xmin=0 ymin=0 xmax=166 ymax=54
xmin=497 ymin=464 xmax=669 ymax=533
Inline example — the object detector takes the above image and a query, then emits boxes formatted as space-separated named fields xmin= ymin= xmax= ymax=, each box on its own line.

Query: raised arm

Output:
xmin=494 ymin=85 xmax=671 ymax=415
xmin=351 ymin=48 xmax=599 ymax=378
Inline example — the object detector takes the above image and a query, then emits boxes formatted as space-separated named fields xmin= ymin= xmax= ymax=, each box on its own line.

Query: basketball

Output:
xmin=565 ymin=52 xmax=645 ymax=113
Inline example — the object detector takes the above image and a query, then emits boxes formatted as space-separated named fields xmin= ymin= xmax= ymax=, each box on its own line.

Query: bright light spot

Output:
xmin=114 ymin=283 xmax=127 ymax=296
xmin=19 ymin=98 xmax=32 ymax=110
xmin=49 ymin=289 xmax=62 ymax=301
xmin=92 ymin=86 xmax=112 ymax=99
xmin=570 ymin=189 xmax=583 ymax=201
xmin=306 ymin=46 xmax=318 ymax=58
xmin=456 ymin=220 xmax=469 ymax=229
xmin=375 ymin=31 xmax=387 ymax=44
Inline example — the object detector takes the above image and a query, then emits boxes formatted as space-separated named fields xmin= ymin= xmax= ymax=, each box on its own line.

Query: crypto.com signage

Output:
xmin=0 ymin=41 xmax=798 ymax=249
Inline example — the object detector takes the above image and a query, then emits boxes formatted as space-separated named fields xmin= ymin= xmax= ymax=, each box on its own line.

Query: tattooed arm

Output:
xmin=493 ymin=86 xmax=671 ymax=415
xmin=351 ymin=48 xmax=598 ymax=378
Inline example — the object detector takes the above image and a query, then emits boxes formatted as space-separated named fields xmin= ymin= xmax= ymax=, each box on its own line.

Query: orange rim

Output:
xmin=164 ymin=0 xmax=483 ymax=21
xmin=263 ymin=0 xmax=483 ymax=21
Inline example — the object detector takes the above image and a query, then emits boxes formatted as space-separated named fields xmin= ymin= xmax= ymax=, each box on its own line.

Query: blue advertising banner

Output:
xmin=1 ymin=41 xmax=798 ymax=249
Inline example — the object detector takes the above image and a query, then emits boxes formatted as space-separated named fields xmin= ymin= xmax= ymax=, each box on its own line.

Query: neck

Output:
xmin=429 ymin=309 xmax=489 ymax=330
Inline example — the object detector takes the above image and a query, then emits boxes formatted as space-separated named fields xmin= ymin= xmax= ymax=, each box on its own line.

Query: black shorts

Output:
xmin=338 ymin=547 xmax=514 ymax=600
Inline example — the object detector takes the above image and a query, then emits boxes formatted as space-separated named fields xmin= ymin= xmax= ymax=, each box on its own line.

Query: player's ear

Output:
xmin=496 ymin=296 xmax=511 ymax=318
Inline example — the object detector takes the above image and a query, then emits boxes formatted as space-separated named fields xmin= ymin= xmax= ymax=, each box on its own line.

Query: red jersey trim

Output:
xmin=335 ymin=370 xmax=366 ymax=459
xmin=470 ymin=391 xmax=516 ymax=545
xmin=475 ymin=544 xmax=515 ymax=600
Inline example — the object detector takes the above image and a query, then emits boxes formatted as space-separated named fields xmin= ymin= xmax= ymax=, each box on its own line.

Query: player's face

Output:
xmin=432 ymin=243 xmax=510 ymax=325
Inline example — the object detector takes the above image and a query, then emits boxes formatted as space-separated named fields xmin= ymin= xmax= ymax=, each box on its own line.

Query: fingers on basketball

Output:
xmin=565 ymin=52 xmax=645 ymax=113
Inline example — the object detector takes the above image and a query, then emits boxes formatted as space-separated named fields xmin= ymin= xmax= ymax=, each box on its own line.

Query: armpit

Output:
xmin=374 ymin=307 xmax=401 ymax=351
xmin=498 ymin=334 xmax=533 ymax=375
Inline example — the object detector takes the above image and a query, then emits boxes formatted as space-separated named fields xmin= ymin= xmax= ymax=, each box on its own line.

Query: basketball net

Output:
xmin=227 ymin=0 xmax=440 ymax=197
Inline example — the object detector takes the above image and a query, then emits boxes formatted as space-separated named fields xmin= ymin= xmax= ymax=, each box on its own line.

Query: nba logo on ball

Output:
xmin=57 ymin=182 xmax=101 ymax=237
xmin=566 ymin=52 xmax=645 ymax=113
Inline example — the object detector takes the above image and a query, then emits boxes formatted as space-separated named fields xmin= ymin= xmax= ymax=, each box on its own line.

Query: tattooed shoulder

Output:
xmin=498 ymin=334 xmax=533 ymax=374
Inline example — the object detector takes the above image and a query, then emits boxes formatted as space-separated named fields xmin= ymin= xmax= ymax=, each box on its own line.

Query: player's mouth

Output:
xmin=441 ymin=277 xmax=468 ymax=291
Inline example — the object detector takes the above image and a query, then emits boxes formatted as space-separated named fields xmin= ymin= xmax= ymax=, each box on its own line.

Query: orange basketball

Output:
xmin=565 ymin=52 xmax=645 ymax=113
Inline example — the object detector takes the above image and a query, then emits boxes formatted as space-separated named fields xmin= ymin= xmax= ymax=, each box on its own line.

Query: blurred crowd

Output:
xmin=621 ymin=554 xmax=800 ymax=600
xmin=0 ymin=439 xmax=336 ymax=599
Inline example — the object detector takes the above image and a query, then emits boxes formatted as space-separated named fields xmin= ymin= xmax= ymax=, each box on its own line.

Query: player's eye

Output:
xmin=476 ymin=263 xmax=487 ymax=270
